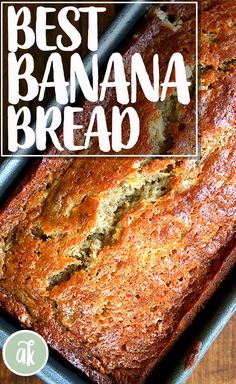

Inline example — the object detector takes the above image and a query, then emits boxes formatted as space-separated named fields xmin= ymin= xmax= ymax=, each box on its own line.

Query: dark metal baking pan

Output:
xmin=0 ymin=267 xmax=235 ymax=384
xmin=0 ymin=1 xmax=235 ymax=383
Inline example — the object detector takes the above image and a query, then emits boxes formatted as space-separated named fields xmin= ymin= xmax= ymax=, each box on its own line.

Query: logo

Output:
xmin=2 ymin=330 xmax=49 ymax=376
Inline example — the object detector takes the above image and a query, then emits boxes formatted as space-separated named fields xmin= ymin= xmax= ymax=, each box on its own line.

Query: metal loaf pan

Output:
xmin=0 ymin=1 xmax=235 ymax=383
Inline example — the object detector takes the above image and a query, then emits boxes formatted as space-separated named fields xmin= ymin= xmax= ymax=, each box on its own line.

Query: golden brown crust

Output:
xmin=0 ymin=1 xmax=236 ymax=383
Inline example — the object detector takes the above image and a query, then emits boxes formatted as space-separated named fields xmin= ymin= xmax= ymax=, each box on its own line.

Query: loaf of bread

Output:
xmin=0 ymin=1 xmax=235 ymax=383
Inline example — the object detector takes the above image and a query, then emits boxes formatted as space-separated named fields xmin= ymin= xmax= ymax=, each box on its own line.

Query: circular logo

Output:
xmin=2 ymin=330 xmax=49 ymax=376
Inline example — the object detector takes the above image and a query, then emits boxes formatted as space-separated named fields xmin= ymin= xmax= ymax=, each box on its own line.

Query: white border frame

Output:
xmin=1 ymin=1 xmax=198 ymax=158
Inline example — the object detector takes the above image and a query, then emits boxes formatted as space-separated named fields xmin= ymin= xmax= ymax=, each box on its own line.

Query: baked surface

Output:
xmin=0 ymin=1 xmax=236 ymax=383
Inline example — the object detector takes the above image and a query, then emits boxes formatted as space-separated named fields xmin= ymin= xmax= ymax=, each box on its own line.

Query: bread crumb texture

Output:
xmin=0 ymin=1 xmax=235 ymax=383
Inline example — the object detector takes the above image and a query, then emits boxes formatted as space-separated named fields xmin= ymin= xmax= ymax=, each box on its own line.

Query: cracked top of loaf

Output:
xmin=0 ymin=1 xmax=235 ymax=383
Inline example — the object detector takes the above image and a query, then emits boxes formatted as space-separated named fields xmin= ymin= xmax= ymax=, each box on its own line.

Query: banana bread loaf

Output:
xmin=0 ymin=1 xmax=235 ymax=383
